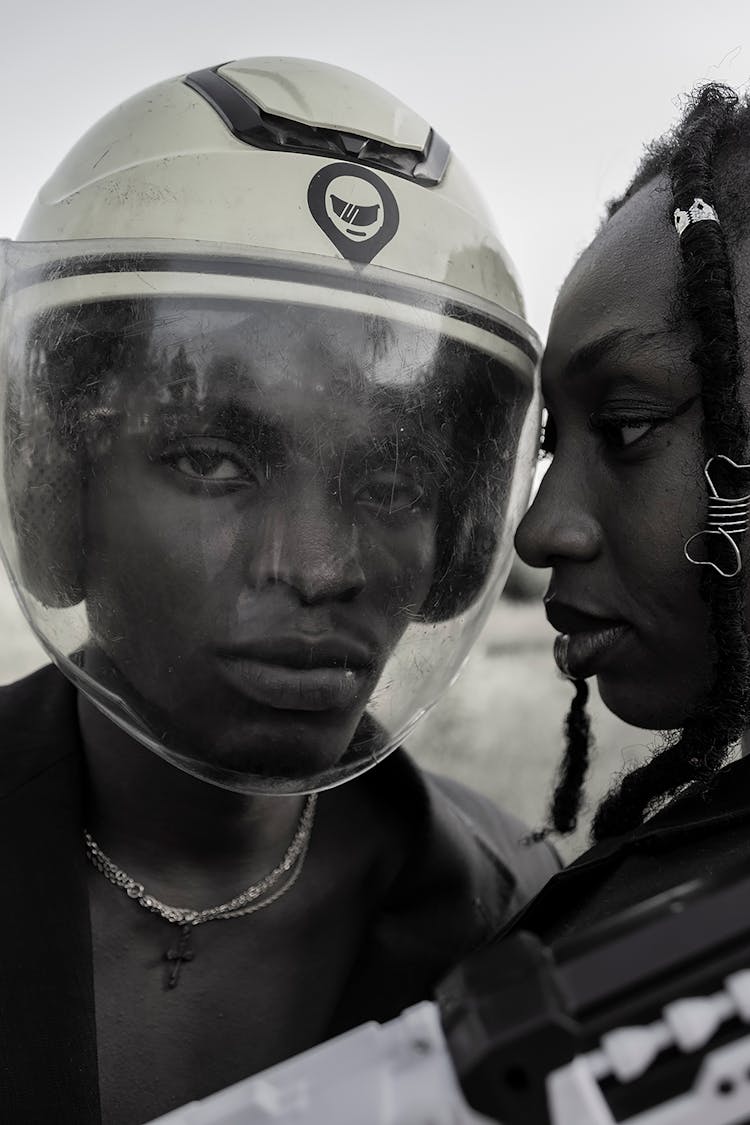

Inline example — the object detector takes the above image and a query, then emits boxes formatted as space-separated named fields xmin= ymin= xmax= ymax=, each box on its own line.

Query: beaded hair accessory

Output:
xmin=673 ymin=197 xmax=720 ymax=236
xmin=684 ymin=455 xmax=750 ymax=578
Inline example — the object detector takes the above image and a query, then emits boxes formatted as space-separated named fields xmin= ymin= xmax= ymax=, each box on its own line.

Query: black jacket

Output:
xmin=0 ymin=664 xmax=558 ymax=1122
xmin=504 ymin=753 xmax=750 ymax=946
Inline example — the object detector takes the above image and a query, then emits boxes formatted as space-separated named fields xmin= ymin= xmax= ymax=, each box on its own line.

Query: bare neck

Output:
xmin=78 ymin=694 xmax=308 ymax=904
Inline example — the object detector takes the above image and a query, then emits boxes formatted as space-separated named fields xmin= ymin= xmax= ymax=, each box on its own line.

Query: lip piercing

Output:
xmin=554 ymin=633 xmax=572 ymax=678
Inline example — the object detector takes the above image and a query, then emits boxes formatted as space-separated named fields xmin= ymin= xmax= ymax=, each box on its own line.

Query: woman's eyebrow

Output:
xmin=558 ymin=328 xmax=671 ymax=383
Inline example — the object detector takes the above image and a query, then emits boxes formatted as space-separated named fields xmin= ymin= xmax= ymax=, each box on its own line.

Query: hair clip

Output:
xmin=684 ymin=455 xmax=750 ymax=578
xmin=673 ymin=197 xmax=720 ymax=237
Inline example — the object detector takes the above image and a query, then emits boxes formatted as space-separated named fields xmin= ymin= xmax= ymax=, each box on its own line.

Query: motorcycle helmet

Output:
xmin=0 ymin=58 xmax=541 ymax=792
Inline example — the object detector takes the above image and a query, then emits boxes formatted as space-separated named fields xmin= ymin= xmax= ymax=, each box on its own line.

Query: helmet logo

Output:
xmin=307 ymin=163 xmax=399 ymax=264
xmin=328 ymin=188 xmax=383 ymax=240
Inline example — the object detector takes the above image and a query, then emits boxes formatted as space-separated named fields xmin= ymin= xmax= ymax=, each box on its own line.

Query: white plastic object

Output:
xmin=599 ymin=1023 xmax=672 ymax=1083
xmin=548 ymin=1033 xmax=750 ymax=1125
xmin=146 ymin=1002 xmax=493 ymax=1125
xmin=548 ymin=970 xmax=750 ymax=1125
xmin=662 ymin=994 xmax=734 ymax=1052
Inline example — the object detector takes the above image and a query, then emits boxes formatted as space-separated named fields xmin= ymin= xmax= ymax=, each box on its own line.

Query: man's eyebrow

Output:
xmin=558 ymin=328 xmax=671 ymax=382
xmin=155 ymin=396 xmax=286 ymax=441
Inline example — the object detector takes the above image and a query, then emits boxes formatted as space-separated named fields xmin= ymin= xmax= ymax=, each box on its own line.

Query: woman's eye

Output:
xmin=592 ymin=416 xmax=660 ymax=450
xmin=545 ymin=397 xmax=698 ymax=460
xmin=602 ymin=420 xmax=652 ymax=445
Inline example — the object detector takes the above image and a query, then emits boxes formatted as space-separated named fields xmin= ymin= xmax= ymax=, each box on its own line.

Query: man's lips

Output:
xmin=217 ymin=633 xmax=375 ymax=671
xmin=215 ymin=633 xmax=377 ymax=711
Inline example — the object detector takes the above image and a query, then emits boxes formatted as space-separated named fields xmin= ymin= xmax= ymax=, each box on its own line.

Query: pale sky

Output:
xmin=1 ymin=0 xmax=748 ymax=335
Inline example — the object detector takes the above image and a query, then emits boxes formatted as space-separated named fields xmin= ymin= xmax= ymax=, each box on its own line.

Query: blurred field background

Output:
xmin=0 ymin=560 xmax=650 ymax=860
xmin=407 ymin=563 xmax=650 ymax=860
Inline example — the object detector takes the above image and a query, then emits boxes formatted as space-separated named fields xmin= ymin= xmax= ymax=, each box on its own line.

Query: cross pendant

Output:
xmin=165 ymin=923 xmax=195 ymax=989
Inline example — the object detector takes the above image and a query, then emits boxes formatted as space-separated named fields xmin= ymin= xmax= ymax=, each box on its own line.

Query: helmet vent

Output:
xmin=185 ymin=67 xmax=450 ymax=187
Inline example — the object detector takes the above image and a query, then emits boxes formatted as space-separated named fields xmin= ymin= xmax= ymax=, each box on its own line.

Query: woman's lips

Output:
xmin=553 ymin=625 xmax=631 ymax=679
xmin=545 ymin=600 xmax=631 ymax=679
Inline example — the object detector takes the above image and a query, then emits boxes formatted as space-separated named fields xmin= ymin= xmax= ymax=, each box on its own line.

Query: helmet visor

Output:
xmin=0 ymin=240 xmax=540 ymax=792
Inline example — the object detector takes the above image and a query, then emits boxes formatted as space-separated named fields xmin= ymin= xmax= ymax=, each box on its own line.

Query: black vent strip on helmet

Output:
xmin=13 ymin=253 xmax=538 ymax=363
xmin=184 ymin=67 xmax=451 ymax=188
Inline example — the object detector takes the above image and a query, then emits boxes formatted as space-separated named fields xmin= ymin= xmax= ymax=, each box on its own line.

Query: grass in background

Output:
xmin=407 ymin=598 xmax=651 ymax=860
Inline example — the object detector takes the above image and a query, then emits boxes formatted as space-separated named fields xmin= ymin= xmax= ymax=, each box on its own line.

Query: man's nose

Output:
xmin=249 ymin=485 xmax=366 ymax=604
xmin=515 ymin=461 xmax=602 ymax=568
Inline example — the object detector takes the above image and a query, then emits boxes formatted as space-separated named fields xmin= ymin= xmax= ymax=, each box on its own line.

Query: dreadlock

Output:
xmin=530 ymin=675 xmax=592 ymax=840
xmin=542 ymin=85 xmax=750 ymax=841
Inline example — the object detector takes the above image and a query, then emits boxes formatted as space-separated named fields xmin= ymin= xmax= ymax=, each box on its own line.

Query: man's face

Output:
xmin=81 ymin=305 xmax=442 ymax=783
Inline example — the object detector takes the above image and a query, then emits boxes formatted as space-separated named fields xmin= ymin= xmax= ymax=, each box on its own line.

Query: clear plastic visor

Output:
xmin=0 ymin=241 xmax=540 ymax=792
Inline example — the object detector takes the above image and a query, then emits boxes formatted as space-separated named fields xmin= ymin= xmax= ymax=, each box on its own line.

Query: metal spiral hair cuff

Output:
xmin=684 ymin=455 xmax=750 ymax=578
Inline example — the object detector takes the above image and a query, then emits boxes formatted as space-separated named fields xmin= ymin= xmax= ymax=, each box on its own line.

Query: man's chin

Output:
xmin=83 ymin=656 xmax=376 ymax=788
xmin=162 ymin=707 xmax=368 ymax=788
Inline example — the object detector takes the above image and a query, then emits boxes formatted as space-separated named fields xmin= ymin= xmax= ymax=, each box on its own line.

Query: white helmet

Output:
xmin=19 ymin=57 xmax=525 ymax=309
xmin=0 ymin=58 xmax=540 ymax=793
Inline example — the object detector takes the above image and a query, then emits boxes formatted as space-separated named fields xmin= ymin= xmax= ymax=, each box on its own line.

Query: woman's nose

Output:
xmin=515 ymin=462 xmax=602 ymax=568
xmin=250 ymin=485 xmax=367 ymax=604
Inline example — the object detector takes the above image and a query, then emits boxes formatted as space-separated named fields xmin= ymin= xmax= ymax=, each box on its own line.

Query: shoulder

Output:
xmin=423 ymin=769 xmax=562 ymax=914
xmin=326 ymin=754 xmax=561 ymax=1028
xmin=0 ymin=663 xmax=80 ymax=797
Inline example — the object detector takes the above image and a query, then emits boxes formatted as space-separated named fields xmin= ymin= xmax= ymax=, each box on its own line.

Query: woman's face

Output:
xmin=80 ymin=308 xmax=441 ymax=782
xmin=515 ymin=176 xmax=722 ymax=729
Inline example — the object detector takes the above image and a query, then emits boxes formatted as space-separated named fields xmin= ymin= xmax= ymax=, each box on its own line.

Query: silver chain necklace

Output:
xmin=84 ymin=793 xmax=317 ymax=988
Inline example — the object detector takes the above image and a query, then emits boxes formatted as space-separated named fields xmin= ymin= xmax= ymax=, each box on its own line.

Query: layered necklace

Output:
xmin=84 ymin=793 xmax=317 ymax=988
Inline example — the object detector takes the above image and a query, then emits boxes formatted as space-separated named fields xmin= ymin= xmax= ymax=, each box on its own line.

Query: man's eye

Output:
xmin=164 ymin=444 xmax=252 ymax=483
xmin=356 ymin=476 xmax=426 ymax=515
xmin=175 ymin=451 xmax=242 ymax=479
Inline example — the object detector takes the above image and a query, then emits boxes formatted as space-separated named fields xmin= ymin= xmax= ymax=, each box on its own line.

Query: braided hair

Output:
xmin=546 ymin=85 xmax=750 ymax=841
xmin=533 ymin=677 xmax=592 ymax=840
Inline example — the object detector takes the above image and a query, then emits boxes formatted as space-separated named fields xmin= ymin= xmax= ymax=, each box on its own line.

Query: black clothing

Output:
xmin=505 ymin=754 xmax=750 ymax=946
xmin=0 ymin=664 xmax=558 ymax=1123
